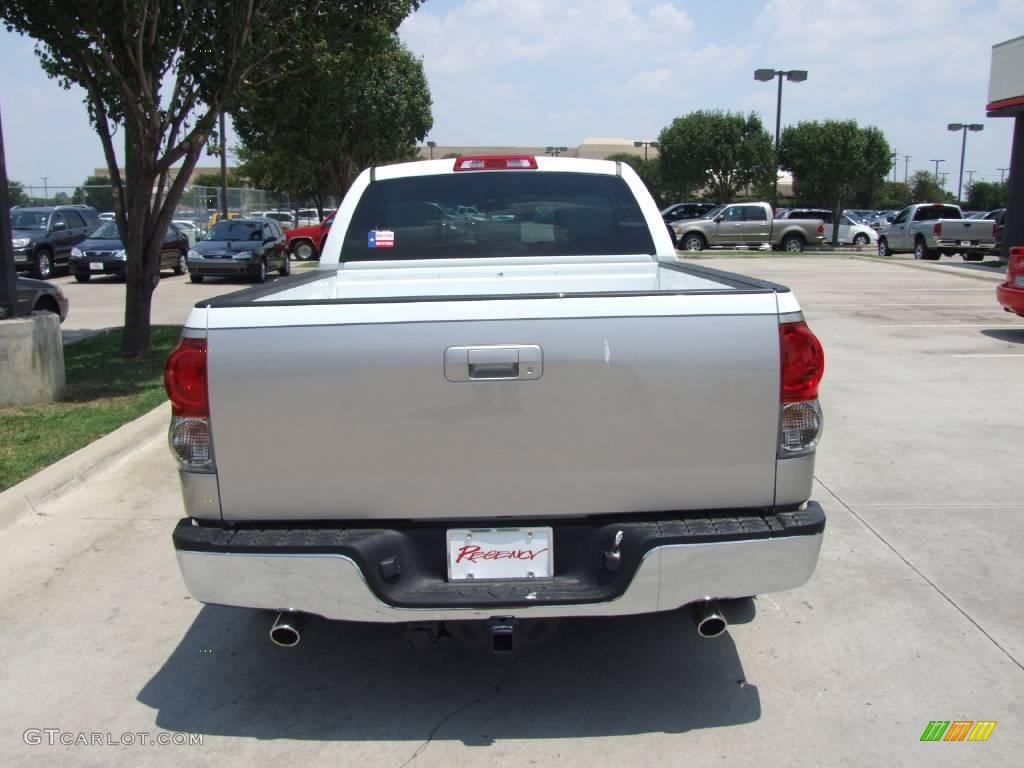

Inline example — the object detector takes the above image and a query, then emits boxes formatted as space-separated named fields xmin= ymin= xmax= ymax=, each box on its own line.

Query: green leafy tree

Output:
xmin=0 ymin=0 xmax=421 ymax=356
xmin=70 ymin=174 xmax=115 ymax=211
xmin=909 ymin=170 xmax=945 ymax=204
xmin=7 ymin=180 xmax=30 ymax=206
xmin=234 ymin=37 xmax=431 ymax=203
xmin=966 ymin=180 xmax=1007 ymax=210
xmin=658 ymin=110 xmax=775 ymax=204
xmin=779 ymin=120 xmax=891 ymax=245
xmin=52 ymin=191 xmax=70 ymax=204
xmin=875 ymin=181 xmax=912 ymax=210
xmin=191 ymin=170 xmax=248 ymax=190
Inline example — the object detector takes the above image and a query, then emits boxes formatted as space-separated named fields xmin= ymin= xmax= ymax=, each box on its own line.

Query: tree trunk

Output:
xmin=831 ymin=197 xmax=843 ymax=247
xmin=121 ymin=118 xmax=161 ymax=358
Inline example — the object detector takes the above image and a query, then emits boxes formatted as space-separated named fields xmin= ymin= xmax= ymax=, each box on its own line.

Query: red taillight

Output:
xmin=454 ymin=155 xmax=538 ymax=171
xmin=817 ymin=223 xmax=825 ymax=234
xmin=1010 ymin=246 xmax=1024 ymax=281
xmin=933 ymin=222 xmax=942 ymax=237
xmin=780 ymin=321 xmax=824 ymax=402
xmin=164 ymin=337 xmax=208 ymax=417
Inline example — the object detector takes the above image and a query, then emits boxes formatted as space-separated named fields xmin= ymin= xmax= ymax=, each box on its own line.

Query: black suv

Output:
xmin=10 ymin=205 xmax=101 ymax=279
xmin=660 ymin=202 xmax=718 ymax=224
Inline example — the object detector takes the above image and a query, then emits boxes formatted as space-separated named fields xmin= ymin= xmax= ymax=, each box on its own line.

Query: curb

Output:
xmin=850 ymin=254 xmax=1007 ymax=284
xmin=0 ymin=401 xmax=171 ymax=532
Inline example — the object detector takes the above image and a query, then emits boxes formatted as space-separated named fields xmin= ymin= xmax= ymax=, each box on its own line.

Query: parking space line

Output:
xmin=875 ymin=324 xmax=1018 ymax=328
xmin=952 ymin=354 xmax=1024 ymax=358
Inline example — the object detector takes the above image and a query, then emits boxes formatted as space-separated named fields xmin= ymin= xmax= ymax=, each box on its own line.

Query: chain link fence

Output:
xmin=15 ymin=184 xmax=333 ymax=233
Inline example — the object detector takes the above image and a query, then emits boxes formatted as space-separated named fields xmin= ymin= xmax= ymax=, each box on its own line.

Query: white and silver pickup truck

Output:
xmin=877 ymin=203 xmax=999 ymax=261
xmin=165 ymin=156 xmax=826 ymax=652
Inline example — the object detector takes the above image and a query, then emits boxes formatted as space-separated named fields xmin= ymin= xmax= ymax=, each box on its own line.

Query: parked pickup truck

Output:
xmin=674 ymin=202 xmax=825 ymax=253
xmin=284 ymin=210 xmax=336 ymax=260
xmin=166 ymin=156 xmax=826 ymax=652
xmin=877 ymin=203 xmax=999 ymax=261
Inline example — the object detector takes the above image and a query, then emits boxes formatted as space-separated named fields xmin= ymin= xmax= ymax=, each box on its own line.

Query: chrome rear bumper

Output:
xmin=175 ymin=524 xmax=823 ymax=622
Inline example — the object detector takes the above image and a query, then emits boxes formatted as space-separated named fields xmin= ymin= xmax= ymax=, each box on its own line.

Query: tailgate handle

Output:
xmin=445 ymin=345 xmax=543 ymax=382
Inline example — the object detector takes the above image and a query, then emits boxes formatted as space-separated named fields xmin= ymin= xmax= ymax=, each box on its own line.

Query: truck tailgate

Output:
xmin=936 ymin=219 xmax=995 ymax=241
xmin=205 ymin=299 xmax=783 ymax=521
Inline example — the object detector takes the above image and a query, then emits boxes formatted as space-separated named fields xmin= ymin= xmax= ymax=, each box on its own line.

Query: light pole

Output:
xmin=754 ymin=68 xmax=807 ymax=209
xmin=633 ymin=140 xmax=658 ymax=162
xmin=889 ymin=152 xmax=898 ymax=183
xmin=41 ymin=176 xmax=48 ymax=202
xmin=903 ymin=155 xmax=911 ymax=184
xmin=1 ymin=105 xmax=21 ymax=319
xmin=545 ymin=146 xmax=568 ymax=157
xmin=930 ymin=158 xmax=945 ymax=180
xmin=939 ymin=172 xmax=949 ymax=190
xmin=947 ymin=122 xmax=984 ymax=204
xmin=966 ymin=170 xmax=978 ymax=187
xmin=426 ymin=140 xmax=436 ymax=160
xmin=998 ymin=167 xmax=1009 ymax=183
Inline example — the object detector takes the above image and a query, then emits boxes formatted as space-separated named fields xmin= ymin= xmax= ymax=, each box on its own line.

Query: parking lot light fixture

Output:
xmin=930 ymin=159 xmax=945 ymax=179
xmin=947 ymin=122 xmax=984 ymax=204
xmin=633 ymin=140 xmax=658 ymax=162
xmin=426 ymin=140 xmax=436 ymax=160
xmin=755 ymin=68 xmax=808 ymax=208
xmin=545 ymin=146 xmax=568 ymax=157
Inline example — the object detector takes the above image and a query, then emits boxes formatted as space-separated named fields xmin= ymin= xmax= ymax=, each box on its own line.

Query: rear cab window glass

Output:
xmin=914 ymin=205 xmax=962 ymax=221
xmin=744 ymin=206 xmax=768 ymax=221
xmin=340 ymin=172 xmax=655 ymax=261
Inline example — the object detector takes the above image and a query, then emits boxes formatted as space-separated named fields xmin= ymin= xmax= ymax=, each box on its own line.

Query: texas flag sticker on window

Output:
xmin=368 ymin=230 xmax=395 ymax=248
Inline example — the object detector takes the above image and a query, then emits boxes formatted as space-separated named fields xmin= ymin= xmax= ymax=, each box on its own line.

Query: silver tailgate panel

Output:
xmin=209 ymin=314 xmax=780 ymax=521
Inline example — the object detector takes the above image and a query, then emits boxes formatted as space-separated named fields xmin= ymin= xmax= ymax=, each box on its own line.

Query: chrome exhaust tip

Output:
xmin=691 ymin=600 xmax=727 ymax=638
xmin=270 ymin=611 xmax=304 ymax=648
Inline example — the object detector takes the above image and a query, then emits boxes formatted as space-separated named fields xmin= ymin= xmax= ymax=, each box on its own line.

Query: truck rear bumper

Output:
xmin=173 ymin=504 xmax=825 ymax=621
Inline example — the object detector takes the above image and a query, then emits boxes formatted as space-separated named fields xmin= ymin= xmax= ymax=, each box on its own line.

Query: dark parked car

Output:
xmin=9 ymin=205 xmax=101 ymax=279
xmin=187 ymin=218 xmax=290 ymax=283
xmin=660 ymin=202 xmax=718 ymax=224
xmin=15 ymin=276 xmax=69 ymax=322
xmin=69 ymin=221 xmax=189 ymax=282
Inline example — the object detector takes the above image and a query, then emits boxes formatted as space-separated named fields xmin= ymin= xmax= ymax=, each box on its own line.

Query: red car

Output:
xmin=997 ymin=246 xmax=1024 ymax=316
xmin=285 ymin=210 xmax=335 ymax=260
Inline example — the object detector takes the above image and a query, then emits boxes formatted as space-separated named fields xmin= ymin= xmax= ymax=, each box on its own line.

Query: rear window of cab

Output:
xmin=340 ymin=172 xmax=655 ymax=261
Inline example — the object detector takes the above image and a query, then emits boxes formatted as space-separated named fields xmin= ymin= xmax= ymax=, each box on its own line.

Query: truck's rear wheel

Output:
xmin=682 ymin=233 xmax=705 ymax=252
xmin=782 ymin=235 xmax=805 ymax=253
xmin=878 ymin=238 xmax=890 ymax=257
xmin=189 ymin=273 xmax=204 ymax=283
xmin=914 ymin=238 xmax=938 ymax=260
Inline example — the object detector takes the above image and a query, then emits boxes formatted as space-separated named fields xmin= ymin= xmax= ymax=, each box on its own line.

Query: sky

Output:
xmin=1 ymin=0 xmax=1022 ymax=198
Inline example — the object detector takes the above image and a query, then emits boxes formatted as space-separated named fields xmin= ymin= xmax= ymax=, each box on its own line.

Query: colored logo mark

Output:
xmin=920 ymin=721 xmax=997 ymax=742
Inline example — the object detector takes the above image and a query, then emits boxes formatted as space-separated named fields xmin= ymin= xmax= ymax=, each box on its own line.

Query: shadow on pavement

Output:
xmin=138 ymin=604 xmax=761 ymax=743
xmin=982 ymin=327 xmax=1024 ymax=344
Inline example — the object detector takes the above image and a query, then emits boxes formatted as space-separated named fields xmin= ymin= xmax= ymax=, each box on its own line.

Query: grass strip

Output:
xmin=0 ymin=325 xmax=181 ymax=491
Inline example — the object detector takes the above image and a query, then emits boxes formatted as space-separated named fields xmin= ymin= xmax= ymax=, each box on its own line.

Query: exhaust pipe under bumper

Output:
xmin=690 ymin=600 xmax=727 ymax=638
xmin=270 ymin=611 xmax=304 ymax=647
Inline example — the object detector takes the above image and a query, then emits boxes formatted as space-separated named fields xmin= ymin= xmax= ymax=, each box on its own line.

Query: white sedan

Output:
xmin=777 ymin=209 xmax=877 ymax=245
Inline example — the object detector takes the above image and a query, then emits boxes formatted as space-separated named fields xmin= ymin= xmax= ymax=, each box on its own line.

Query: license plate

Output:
xmin=447 ymin=527 xmax=553 ymax=581
xmin=89 ymin=262 xmax=104 ymax=271
xmin=1015 ymin=275 xmax=1024 ymax=288
xmin=959 ymin=240 xmax=972 ymax=247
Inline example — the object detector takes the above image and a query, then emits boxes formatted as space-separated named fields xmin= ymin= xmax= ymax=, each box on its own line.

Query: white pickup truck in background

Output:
xmin=165 ymin=156 xmax=826 ymax=652
xmin=878 ymin=203 xmax=999 ymax=261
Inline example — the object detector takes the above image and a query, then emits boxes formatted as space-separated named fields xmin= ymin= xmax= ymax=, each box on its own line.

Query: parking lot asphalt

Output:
xmin=54 ymin=266 xmax=303 ymax=343
xmin=2 ymin=255 xmax=1022 ymax=767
